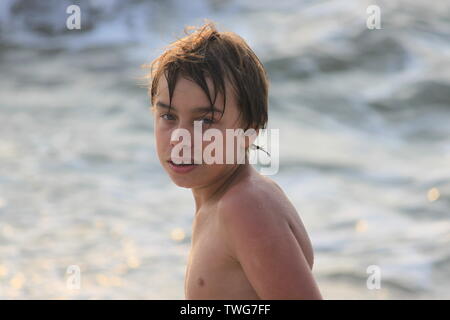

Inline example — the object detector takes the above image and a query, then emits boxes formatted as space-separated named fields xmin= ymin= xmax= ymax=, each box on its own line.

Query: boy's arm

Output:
xmin=219 ymin=196 xmax=323 ymax=300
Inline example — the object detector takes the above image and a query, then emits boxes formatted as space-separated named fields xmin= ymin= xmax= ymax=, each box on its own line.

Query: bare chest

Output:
xmin=184 ymin=211 xmax=259 ymax=299
xmin=184 ymin=196 xmax=315 ymax=299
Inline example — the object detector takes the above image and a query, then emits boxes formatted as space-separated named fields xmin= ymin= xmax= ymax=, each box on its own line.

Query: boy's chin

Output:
xmin=170 ymin=178 xmax=196 ymax=189
xmin=166 ymin=172 xmax=199 ymax=188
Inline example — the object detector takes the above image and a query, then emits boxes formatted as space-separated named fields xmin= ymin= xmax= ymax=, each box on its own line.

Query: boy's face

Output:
xmin=152 ymin=74 xmax=249 ymax=188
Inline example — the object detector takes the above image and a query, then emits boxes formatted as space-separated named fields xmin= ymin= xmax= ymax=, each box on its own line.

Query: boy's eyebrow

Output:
xmin=155 ymin=101 xmax=224 ymax=114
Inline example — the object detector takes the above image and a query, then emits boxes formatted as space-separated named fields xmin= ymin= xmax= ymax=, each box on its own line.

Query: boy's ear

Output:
xmin=242 ymin=127 xmax=259 ymax=150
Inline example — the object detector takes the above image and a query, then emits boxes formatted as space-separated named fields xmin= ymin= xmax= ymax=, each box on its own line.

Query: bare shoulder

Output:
xmin=217 ymin=173 xmax=287 ymax=230
xmin=217 ymin=171 xmax=315 ymax=270
xmin=218 ymin=177 xmax=286 ymax=220
xmin=216 ymin=171 xmax=322 ymax=299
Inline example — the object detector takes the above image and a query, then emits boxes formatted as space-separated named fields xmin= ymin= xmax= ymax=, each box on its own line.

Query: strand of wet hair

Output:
xmin=251 ymin=144 xmax=271 ymax=157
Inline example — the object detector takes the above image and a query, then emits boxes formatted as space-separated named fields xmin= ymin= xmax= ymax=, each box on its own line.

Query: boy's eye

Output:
xmin=159 ymin=113 xmax=215 ymax=125
xmin=200 ymin=117 xmax=215 ymax=125
xmin=161 ymin=113 xmax=175 ymax=121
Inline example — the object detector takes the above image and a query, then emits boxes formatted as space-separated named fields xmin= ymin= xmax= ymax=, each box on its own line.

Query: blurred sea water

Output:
xmin=0 ymin=0 xmax=449 ymax=299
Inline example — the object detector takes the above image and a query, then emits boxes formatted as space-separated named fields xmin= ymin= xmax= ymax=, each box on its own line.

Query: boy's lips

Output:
xmin=167 ymin=158 xmax=197 ymax=165
xmin=167 ymin=159 xmax=199 ymax=174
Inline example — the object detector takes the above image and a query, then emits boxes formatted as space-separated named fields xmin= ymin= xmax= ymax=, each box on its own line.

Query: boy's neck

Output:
xmin=192 ymin=156 xmax=255 ymax=214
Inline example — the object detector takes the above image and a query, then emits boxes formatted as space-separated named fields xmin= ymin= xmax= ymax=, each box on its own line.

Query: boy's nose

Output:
xmin=170 ymin=127 xmax=193 ymax=147
xmin=169 ymin=126 xmax=204 ymax=163
xmin=170 ymin=138 xmax=192 ymax=149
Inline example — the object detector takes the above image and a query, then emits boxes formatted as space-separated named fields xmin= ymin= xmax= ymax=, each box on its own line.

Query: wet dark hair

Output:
xmin=145 ymin=19 xmax=269 ymax=133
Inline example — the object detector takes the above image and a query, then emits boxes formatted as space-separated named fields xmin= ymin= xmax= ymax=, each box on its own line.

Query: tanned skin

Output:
xmin=153 ymin=74 xmax=323 ymax=300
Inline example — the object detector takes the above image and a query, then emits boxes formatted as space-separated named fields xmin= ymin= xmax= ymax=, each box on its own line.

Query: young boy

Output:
xmin=148 ymin=21 xmax=322 ymax=300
